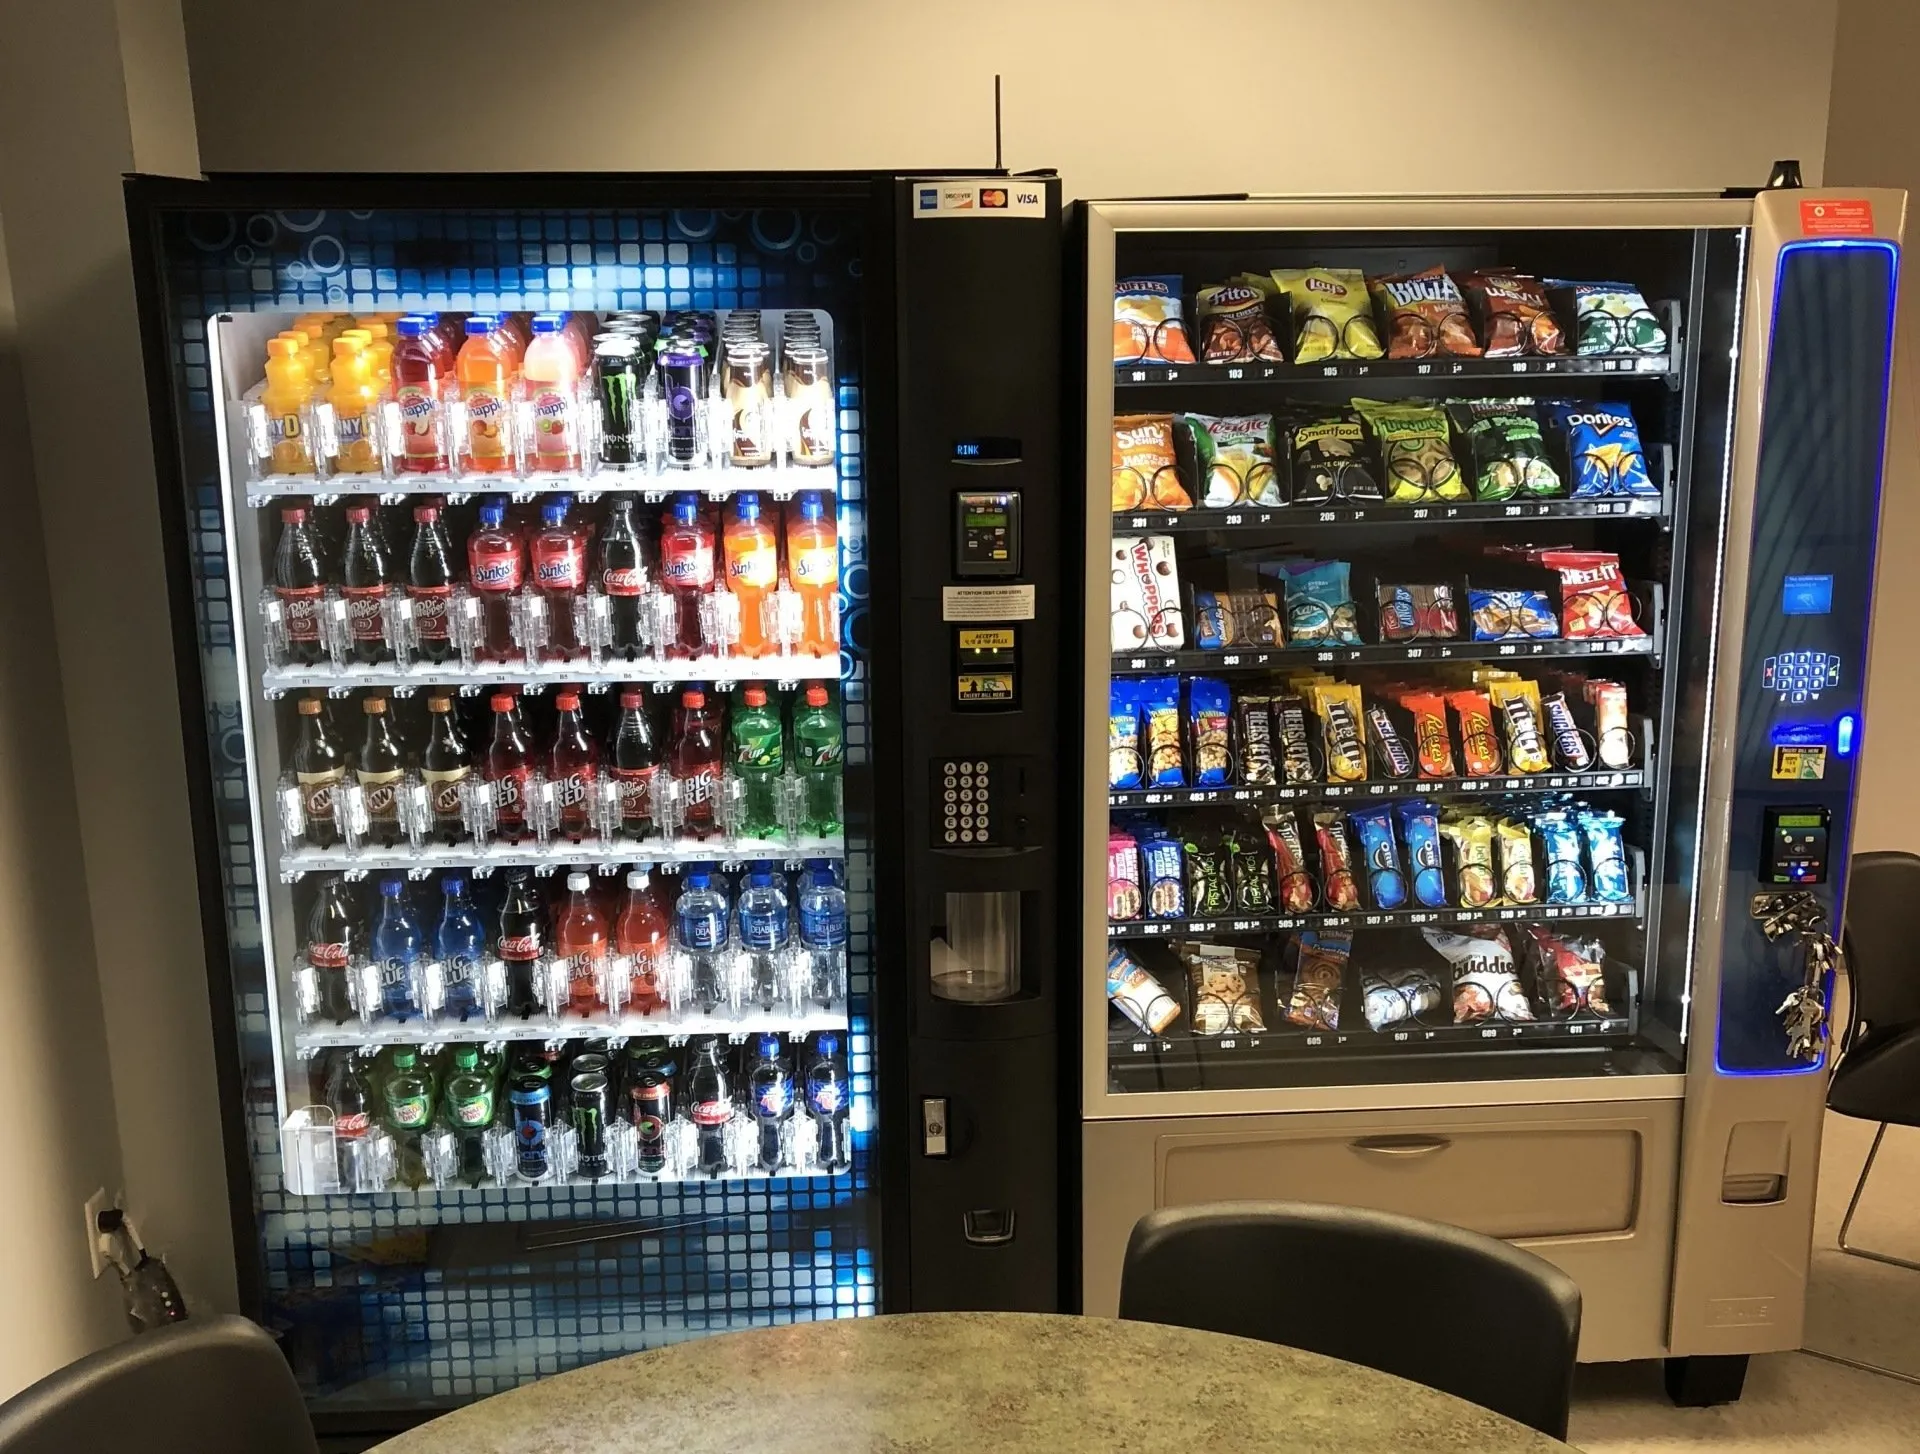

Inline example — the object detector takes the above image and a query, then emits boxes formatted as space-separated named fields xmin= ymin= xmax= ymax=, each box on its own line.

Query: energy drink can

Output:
xmin=723 ymin=342 xmax=774 ymax=467
xmin=509 ymin=1074 xmax=553 ymax=1181
xmin=570 ymin=1070 xmax=610 ymax=1177
xmin=660 ymin=348 xmax=707 ymax=465
xmin=593 ymin=333 xmax=648 ymax=467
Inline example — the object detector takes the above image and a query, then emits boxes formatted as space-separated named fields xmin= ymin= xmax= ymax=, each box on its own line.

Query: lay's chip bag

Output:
xmin=1272 ymin=267 xmax=1383 ymax=363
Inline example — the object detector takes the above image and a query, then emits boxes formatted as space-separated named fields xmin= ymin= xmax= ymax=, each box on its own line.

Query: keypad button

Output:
xmin=960 ymin=829 xmax=975 ymax=843
xmin=944 ymin=830 xmax=957 ymax=843
xmin=943 ymin=760 xmax=957 ymax=774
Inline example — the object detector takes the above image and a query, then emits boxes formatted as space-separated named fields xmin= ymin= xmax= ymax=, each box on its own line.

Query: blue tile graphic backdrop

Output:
xmin=154 ymin=201 xmax=878 ymax=1406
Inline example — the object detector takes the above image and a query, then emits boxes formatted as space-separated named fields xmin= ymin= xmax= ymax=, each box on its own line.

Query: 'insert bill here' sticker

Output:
xmin=1800 ymin=198 xmax=1875 ymax=237
xmin=913 ymin=181 xmax=1047 ymax=219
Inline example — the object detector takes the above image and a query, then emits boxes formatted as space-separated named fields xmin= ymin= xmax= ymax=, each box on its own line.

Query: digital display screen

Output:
xmin=1777 ymin=813 xmax=1825 ymax=828
xmin=1782 ymin=574 xmax=1834 ymax=615
xmin=952 ymin=436 xmax=1021 ymax=462
xmin=965 ymin=510 xmax=1007 ymax=527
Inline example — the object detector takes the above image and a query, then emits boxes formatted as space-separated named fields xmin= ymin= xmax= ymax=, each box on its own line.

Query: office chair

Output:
xmin=1119 ymin=1200 xmax=1582 ymax=1440
xmin=1831 ymin=850 xmax=1920 ymax=1271
xmin=0 ymin=1315 xmax=317 ymax=1454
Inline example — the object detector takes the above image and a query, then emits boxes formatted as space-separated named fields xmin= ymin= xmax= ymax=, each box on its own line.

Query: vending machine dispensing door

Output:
xmin=880 ymin=176 xmax=1065 ymax=1310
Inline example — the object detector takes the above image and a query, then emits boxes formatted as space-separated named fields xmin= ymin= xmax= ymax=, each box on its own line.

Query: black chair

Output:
xmin=1830 ymin=850 xmax=1920 ymax=1271
xmin=1119 ymin=1201 xmax=1582 ymax=1439
xmin=0 ymin=1315 xmax=317 ymax=1454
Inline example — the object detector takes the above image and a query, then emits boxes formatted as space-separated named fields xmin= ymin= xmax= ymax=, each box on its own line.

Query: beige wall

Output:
xmin=0 ymin=0 xmax=237 ymax=1391
xmin=183 ymin=0 xmax=1839 ymax=196
xmin=1826 ymin=1 xmax=1920 ymax=851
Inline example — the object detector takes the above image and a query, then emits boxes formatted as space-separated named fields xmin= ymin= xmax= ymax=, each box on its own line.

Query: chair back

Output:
xmin=1841 ymin=851 xmax=1920 ymax=1040
xmin=0 ymin=1316 xmax=317 ymax=1454
xmin=1119 ymin=1200 xmax=1582 ymax=1439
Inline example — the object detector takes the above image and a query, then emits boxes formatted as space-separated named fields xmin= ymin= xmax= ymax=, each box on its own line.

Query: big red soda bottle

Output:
xmin=669 ymin=686 xmax=723 ymax=839
xmin=405 ymin=503 xmax=456 ymax=663
xmin=531 ymin=498 xmax=587 ymax=660
xmin=340 ymin=504 xmax=391 ymax=663
xmin=391 ymin=316 xmax=449 ymax=473
xmin=467 ymin=499 xmax=523 ymax=661
xmin=549 ymin=690 xmax=601 ymax=839
xmin=610 ymin=688 xmax=660 ymax=838
xmin=272 ymin=505 xmax=328 ymax=665
xmin=658 ymin=493 xmax=715 ymax=658
xmin=722 ymin=492 xmax=779 ymax=658
xmin=554 ymin=871 xmax=610 ymax=1016
xmin=616 ymin=868 xmax=668 ymax=1015
xmin=484 ymin=692 xmax=535 ymax=838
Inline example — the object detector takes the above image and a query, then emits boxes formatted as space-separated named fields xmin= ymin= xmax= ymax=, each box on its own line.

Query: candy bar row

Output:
xmin=1108 ymin=921 xmax=1622 ymax=1042
xmin=1109 ymin=796 xmax=1636 ymax=924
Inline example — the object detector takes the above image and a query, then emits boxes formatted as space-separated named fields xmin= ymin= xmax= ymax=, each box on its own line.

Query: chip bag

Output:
xmin=1525 ymin=925 xmax=1613 ymax=1017
xmin=1353 ymin=398 xmax=1469 ymax=504
xmin=1114 ymin=276 xmax=1195 ymax=366
xmin=1580 ymin=809 xmax=1633 ymax=903
xmin=1460 ymin=269 xmax=1568 ymax=357
xmin=1550 ymin=280 xmax=1668 ymax=357
xmin=1547 ymin=401 xmax=1657 ymax=499
xmin=1533 ymin=548 xmax=1645 ymax=639
xmin=1447 ymin=399 xmax=1562 ymax=501
xmin=1111 ymin=414 xmax=1191 ymax=512
xmin=1424 ymin=924 xmax=1535 ymax=1023
xmin=1275 ymin=558 xmax=1362 ymax=645
xmin=1195 ymin=280 xmax=1286 ymax=364
xmin=1370 ymin=266 xmax=1481 ymax=358
xmin=1362 ymin=965 xmax=1446 ymax=1032
xmin=1181 ymin=942 xmax=1266 ymax=1035
xmin=1184 ymin=832 xmax=1233 ymax=917
xmin=1285 ymin=409 xmax=1384 ymax=504
xmin=1535 ymin=810 xmax=1588 ymax=903
xmin=1469 ymin=586 xmax=1558 ymax=642
xmin=1186 ymin=413 xmax=1280 ymax=508
xmin=1284 ymin=930 xmax=1350 ymax=1030
xmin=1272 ymin=267 xmax=1383 ymax=363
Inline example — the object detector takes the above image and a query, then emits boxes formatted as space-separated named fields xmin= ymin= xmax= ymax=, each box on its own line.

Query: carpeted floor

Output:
xmin=1565 ymin=1114 xmax=1920 ymax=1452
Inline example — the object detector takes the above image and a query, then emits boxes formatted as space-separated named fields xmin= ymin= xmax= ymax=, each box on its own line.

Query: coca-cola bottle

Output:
xmin=685 ymin=1036 xmax=734 ymax=1177
xmin=292 ymin=695 xmax=346 ymax=848
xmin=549 ymin=690 xmax=601 ymax=839
xmin=354 ymin=694 xmax=405 ymax=846
xmin=496 ymin=868 xmax=546 ymax=1018
xmin=596 ymin=495 xmax=652 ymax=656
xmin=484 ymin=691 xmax=535 ymax=838
xmin=340 ymin=504 xmax=391 ymax=664
xmin=422 ymin=694 xmax=471 ymax=838
xmin=467 ymin=499 xmax=523 ymax=662
xmin=530 ymin=498 xmax=587 ymax=660
xmin=668 ymin=687 xmax=723 ymax=840
xmin=272 ymin=505 xmax=328 ymax=665
xmin=304 ymin=876 xmax=359 ymax=1021
xmin=405 ymin=503 xmax=456 ymax=662
xmin=609 ymin=689 xmax=659 ymax=838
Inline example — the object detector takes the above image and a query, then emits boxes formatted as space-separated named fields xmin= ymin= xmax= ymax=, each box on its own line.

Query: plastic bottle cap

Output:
xmin=734 ymin=493 xmax=761 ymax=521
xmin=687 ymin=871 xmax=709 ymax=888
xmin=268 ymin=337 xmax=300 ymax=358
xmin=478 ymin=501 xmax=505 ymax=526
xmin=333 ymin=337 xmax=364 ymax=358
xmin=346 ymin=505 xmax=370 ymax=523
xmin=464 ymin=317 xmax=494 ymax=336
xmin=542 ymin=503 xmax=567 ymax=524
xmin=443 ymin=876 xmax=465 ymax=894
xmin=817 ymin=1033 xmax=839 ymax=1057
xmin=806 ymin=684 xmax=829 ymax=706
xmin=381 ymin=879 xmax=403 ymax=897
xmin=567 ymin=872 xmax=590 ymax=891
xmin=413 ymin=504 xmax=439 ymax=522
xmin=556 ymin=692 xmax=581 ymax=710
xmin=281 ymin=506 xmax=307 ymax=523
xmin=490 ymin=693 xmax=515 ymax=712
xmin=672 ymin=493 xmax=700 ymax=523
xmin=620 ymin=691 xmax=643 ymax=709
xmin=682 ymin=689 xmax=706 ymax=709
xmin=749 ymin=864 xmax=774 ymax=884
xmin=743 ymin=686 xmax=767 ymax=707
xmin=397 ymin=317 xmax=425 ymax=337
xmin=626 ymin=869 xmax=649 ymax=889
xmin=798 ymin=491 xmax=825 ymax=520
xmin=757 ymin=1034 xmax=781 ymax=1059
xmin=297 ymin=697 xmax=322 ymax=716
xmin=532 ymin=315 xmax=561 ymax=333
xmin=363 ymin=696 xmax=387 ymax=714
xmin=428 ymin=695 xmax=452 ymax=712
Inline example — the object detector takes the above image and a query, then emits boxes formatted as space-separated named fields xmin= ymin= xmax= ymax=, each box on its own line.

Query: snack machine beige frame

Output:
xmin=1078 ymin=191 xmax=1906 ymax=1370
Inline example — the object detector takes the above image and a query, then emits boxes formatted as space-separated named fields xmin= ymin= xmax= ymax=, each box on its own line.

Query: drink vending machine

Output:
xmin=1076 ymin=184 xmax=1902 ymax=1401
xmin=125 ymin=171 xmax=1066 ymax=1431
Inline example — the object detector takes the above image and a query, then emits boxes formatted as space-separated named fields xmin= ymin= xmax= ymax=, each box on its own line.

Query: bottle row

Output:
xmin=263 ymin=491 xmax=840 ymax=669
xmin=246 ymin=308 xmax=835 ymax=484
xmin=293 ymin=863 xmax=849 ymax=1032
xmin=282 ymin=1032 xmax=854 ymax=1196
xmin=279 ymin=684 xmax=843 ymax=866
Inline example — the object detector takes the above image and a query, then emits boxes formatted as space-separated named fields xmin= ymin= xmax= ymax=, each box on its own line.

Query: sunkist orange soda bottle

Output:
xmin=786 ymin=489 xmax=839 ymax=656
xmin=262 ymin=335 xmax=314 ymax=475
xmin=723 ymin=492 xmax=779 ymax=657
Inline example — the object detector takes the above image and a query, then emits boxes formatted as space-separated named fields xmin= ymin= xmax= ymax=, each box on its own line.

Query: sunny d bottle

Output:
xmin=261 ymin=335 xmax=314 ymax=475
xmin=327 ymin=335 xmax=382 ymax=474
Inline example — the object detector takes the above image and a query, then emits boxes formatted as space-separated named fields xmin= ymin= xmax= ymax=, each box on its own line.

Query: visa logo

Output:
xmin=1017 ymin=191 xmax=1041 ymax=206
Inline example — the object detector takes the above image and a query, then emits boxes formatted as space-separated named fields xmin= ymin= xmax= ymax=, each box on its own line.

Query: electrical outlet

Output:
xmin=84 ymin=1188 xmax=109 ymax=1278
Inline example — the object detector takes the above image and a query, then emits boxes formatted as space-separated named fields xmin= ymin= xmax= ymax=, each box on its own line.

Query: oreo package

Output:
xmin=1397 ymin=798 xmax=1449 ymax=909
xmin=1349 ymin=804 xmax=1408 ymax=910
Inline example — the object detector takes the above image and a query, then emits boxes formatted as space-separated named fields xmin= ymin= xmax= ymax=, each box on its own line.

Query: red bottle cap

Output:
xmin=413 ymin=504 xmax=440 ymax=522
xmin=682 ymin=688 xmax=706 ymax=709
xmin=490 ymin=693 xmax=515 ymax=712
xmin=556 ymin=691 xmax=581 ymax=711
xmin=805 ymin=683 xmax=829 ymax=706
xmin=281 ymin=506 xmax=307 ymax=523
xmin=742 ymin=684 xmax=768 ymax=707
xmin=620 ymin=690 xmax=643 ymax=709
xmin=346 ymin=505 xmax=371 ymax=523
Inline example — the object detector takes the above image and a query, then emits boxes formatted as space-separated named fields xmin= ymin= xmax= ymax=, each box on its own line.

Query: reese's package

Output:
xmin=1271 ymin=267 xmax=1383 ymax=363
xmin=1114 ymin=275 xmax=1196 ymax=366
xmin=1370 ymin=266 xmax=1481 ymax=358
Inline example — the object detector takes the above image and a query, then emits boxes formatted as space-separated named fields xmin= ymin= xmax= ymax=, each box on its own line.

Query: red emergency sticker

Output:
xmin=1800 ymin=198 xmax=1875 ymax=237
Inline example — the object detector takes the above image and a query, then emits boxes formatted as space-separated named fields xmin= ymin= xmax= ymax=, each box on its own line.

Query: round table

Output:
xmin=373 ymin=1311 xmax=1568 ymax=1453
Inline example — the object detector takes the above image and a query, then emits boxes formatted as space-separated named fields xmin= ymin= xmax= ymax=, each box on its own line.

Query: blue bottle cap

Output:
xmin=757 ymin=1034 xmax=782 ymax=1060
xmin=797 ymin=490 xmax=826 ymax=521
xmin=397 ymin=316 xmax=425 ymax=337
xmin=815 ymin=1033 xmax=839 ymax=1058
xmin=477 ymin=499 xmax=505 ymax=526
xmin=380 ymin=878 xmax=404 ymax=898
xmin=464 ymin=316 xmax=495 ymax=336
xmin=532 ymin=314 xmax=561 ymax=333
xmin=541 ymin=501 xmax=567 ymax=525
xmin=734 ymin=492 xmax=762 ymax=522
xmin=671 ymin=492 xmax=700 ymax=524
xmin=442 ymin=876 xmax=465 ymax=895
xmin=749 ymin=860 xmax=775 ymax=883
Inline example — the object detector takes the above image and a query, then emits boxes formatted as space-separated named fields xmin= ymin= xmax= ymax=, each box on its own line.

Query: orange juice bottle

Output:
xmin=522 ymin=314 xmax=581 ymax=472
xmin=328 ymin=337 xmax=381 ymax=474
xmin=723 ymin=492 xmax=779 ymax=657
xmin=786 ymin=490 xmax=839 ymax=656
xmin=457 ymin=315 xmax=515 ymax=473
xmin=355 ymin=319 xmax=393 ymax=396
xmin=262 ymin=335 xmax=315 ymax=475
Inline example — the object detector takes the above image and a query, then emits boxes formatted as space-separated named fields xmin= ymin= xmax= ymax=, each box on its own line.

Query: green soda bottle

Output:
xmin=792 ymin=681 xmax=843 ymax=839
xmin=732 ymin=683 xmax=785 ymax=839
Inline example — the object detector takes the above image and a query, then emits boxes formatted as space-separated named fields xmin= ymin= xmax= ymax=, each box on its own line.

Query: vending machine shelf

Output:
xmin=1111 ymin=635 xmax=1655 ymax=675
xmin=280 ymin=834 xmax=846 ymax=880
xmin=294 ymin=1004 xmax=849 ymax=1053
xmin=1112 ymin=494 xmax=1667 ymax=535
xmin=245 ymin=460 xmax=840 ymax=507
xmin=262 ymin=655 xmax=845 ymax=694
xmin=1108 ymin=767 xmax=1643 ymax=810
xmin=1109 ymin=900 xmax=1641 ymax=940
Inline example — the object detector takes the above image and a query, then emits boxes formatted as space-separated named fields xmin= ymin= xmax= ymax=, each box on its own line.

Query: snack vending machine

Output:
xmin=125 ymin=170 xmax=1065 ymax=1432
xmin=1079 ymin=186 xmax=1902 ymax=1398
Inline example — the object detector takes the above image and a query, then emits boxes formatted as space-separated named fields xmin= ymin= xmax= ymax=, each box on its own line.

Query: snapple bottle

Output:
xmin=457 ymin=315 xmax=515 ymax=473
xmin=523 ymin=314 xmax=581 ymax=473
xmin=391 ymin=316 xmax=449 ymax=473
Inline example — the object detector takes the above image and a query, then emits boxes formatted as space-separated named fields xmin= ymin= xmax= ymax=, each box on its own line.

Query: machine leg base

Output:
xmin=1664 ymin=1353 xmax=1749 ymax=1406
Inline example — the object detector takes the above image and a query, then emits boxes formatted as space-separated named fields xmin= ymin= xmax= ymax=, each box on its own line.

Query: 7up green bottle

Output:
xmin=792 ymin=681 xmax=843 ymax=839
xmin=731 ymin=683 xmax=784 ymax=839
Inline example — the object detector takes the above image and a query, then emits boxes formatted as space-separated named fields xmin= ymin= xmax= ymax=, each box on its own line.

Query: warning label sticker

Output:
xmin=1771 ymin=745 xmax=1828 ymax=780
xmin=1800 ymin=198 xmax=1875 ymax=237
